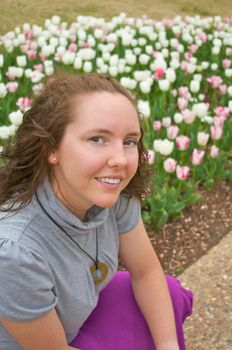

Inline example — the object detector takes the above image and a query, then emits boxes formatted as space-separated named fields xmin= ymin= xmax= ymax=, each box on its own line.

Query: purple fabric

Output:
xmin=70 ymin=272 xmax=193 ymax=350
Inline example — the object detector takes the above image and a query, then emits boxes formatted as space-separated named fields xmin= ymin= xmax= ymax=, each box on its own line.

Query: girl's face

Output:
xmin=49 ymin=92 xmax=141 ymax=219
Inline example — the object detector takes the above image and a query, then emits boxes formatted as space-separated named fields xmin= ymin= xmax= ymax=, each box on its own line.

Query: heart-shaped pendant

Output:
xmin=90 ymin=262 xmax=109 ymax=285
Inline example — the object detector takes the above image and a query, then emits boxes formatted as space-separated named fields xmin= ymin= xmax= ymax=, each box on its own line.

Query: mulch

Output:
xmin=120 ymin=180 xmax=232 ymax=276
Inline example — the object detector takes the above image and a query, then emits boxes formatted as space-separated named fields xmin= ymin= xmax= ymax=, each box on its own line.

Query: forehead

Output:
xmin=70 ymin=92 xmax=140 ymax=130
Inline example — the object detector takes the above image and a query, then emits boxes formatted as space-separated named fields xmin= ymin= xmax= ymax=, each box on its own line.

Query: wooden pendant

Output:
xmin=90 ymin=262 xmax=109 ymax=285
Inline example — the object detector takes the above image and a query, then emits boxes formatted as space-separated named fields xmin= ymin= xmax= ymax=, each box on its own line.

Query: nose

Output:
xmin=107 ymin=145 xmax=128 ymax=168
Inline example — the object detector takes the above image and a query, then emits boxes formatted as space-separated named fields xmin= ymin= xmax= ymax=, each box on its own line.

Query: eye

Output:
xmin=89 ymin=136 xmax=106 ymax=144
xmin=123 ymin=139 xmax=138 ymax=147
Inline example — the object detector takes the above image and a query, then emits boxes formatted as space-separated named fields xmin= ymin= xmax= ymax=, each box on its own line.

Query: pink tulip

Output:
xmin=197 ymin=33 xmax=207 ymax=42
xmin=163 ymin=158 xmax=177 ymax=173
xmin=223 ymin=59 xmax=231 ymax=69
xmin=6 ymin=82 xmax=18 ymax=93
xmin=147 ymin=150 xmax=155 ymax=164
xmin=178 ymin=86 xmax=189 ymax=98
xmin=33 ymin=64 xmax=43 ymax=72
xmin=176 ymin=135 xmax=190 ymax=150
xmin=207 ymin=76 xmax=223 ymax=88
xmin=167 ymin=125 xmax=179 ymax=140
xmin=153 ymin=121 xmax=162 ymax=132
xmin=214 ymin=116 xmax=225 ymax=128
xmin=214 ymin=106 xmax=230 ymax=119
xmin=219 ymin=84 xmax=227 ymax=95
xmin=189 ymin=44 xmax=198 ymax=54
xmin=38 ymin=52 xmax=46 ymax=61
xmin=154 ymin=67 xmax=165 ymax=80
xmin=210 ymin=125 xmax=223 ymax=140
xmin=162 ymin=117 xmax=171 ymax=128
xmin=191 ymin=149 xmax=205 ymax=165
xmin=68 ymin=43 xmax=77 ymax=52
xmin=16 ymin=97 xmax=32 ymax=112
xmin=182 ymin=109 xmax=196 ymax=124
xmin=177 ymin=97 xmax=188 ymax=111
xmin=27 ymin=49 xmax=36 ymax=60
xmin=210 ymin=145 xmax=219 ymax=158
xmin=176 ymin=165 xmax=190 ymax=181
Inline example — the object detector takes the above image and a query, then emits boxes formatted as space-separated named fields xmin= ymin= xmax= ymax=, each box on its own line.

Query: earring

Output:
xmin=49 ymin=155 xmax=58 ymax=164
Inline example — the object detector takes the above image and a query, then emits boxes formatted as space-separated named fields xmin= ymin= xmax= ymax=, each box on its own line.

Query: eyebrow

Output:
xmin=87 ymin=128 xmax=142 ymax=138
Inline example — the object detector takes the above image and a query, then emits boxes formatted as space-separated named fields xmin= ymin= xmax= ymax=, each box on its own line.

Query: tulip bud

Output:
xmin=176 ymin=165 xmax=190 ymax=181
xmin=197 ymin=132 xmax=209 ymax=146
xmin=167 ymin=125 xmax=179 ymax=140
xmin=210 ymin=145 xmax=219 ymax=158
xmin=163 ymin=158 xmax=177 ymax=173
xmin=191 ymin=149 xmax=205 ymax=165
xmin=176 ymin=135 xmax=190 ymax=150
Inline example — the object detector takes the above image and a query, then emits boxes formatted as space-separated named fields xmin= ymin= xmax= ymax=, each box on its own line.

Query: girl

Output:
xmin=0 ymin=74 xmax=192 ymax=350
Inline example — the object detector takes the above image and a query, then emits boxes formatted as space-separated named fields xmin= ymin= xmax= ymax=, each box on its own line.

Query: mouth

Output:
xmin=95 ymin=177 xmax=122 ymax=185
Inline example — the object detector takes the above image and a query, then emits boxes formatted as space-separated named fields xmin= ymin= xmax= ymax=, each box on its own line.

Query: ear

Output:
xmin=48 ymin=152 xmax=59 ymax=165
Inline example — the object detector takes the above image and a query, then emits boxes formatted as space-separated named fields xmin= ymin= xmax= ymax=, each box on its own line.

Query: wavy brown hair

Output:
xmin=0 ymin=73 xmax=152 ymax=211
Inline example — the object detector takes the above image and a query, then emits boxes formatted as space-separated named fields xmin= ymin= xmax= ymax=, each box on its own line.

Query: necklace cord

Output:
xmin=35 ymin=192 xmax=99 ymax=268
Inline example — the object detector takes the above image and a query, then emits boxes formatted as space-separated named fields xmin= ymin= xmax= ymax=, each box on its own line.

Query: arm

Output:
xmin=119 ymin=219 xmax=179 ymax=350
xmin=1 ymin=308 xmax=79 ymax=350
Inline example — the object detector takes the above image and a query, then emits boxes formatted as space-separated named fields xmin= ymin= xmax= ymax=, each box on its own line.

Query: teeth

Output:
xmin=97 ymin=177 xmax=121 ymax=184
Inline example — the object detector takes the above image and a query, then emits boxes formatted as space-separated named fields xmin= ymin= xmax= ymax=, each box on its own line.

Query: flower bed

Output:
xmin=0 ymin=13 xmax=232 ymax=227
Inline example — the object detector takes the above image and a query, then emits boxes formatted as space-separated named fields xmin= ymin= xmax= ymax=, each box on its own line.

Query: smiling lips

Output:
xmin=95 ymin=177 xmax=122 ymax=185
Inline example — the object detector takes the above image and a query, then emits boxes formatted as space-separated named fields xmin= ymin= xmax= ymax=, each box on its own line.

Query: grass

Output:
xmin=0 ymin=0 xmax=232 ymax=34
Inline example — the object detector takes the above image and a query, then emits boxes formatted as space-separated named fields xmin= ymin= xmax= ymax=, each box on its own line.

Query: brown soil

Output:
xmin=120 ymin=180 xmax=232 ymax=276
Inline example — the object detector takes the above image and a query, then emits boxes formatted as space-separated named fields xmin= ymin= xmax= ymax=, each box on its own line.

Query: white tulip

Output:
xmin=50 ymin=37 xmax=59 ymax=47
xmin=74 ymin=57 xmax=82 ymax=70
xmin=153 ymin=139 xmax=174 ymax=156
xmin=133 ymin=47 xmax=142 ymax=55
xmin=139 ymin=54 xmax=150 ymax=65
xmin=94 ymin=28 xmax=104 ymax=39
xmin=77 ymin=29 xmax=87 ymax=41
xmin=109 ymin=55 xmax=119 ymax=67
xmin=158 ymin=79 xmax=170 ymax=91
xmin=192 ymin=103 xmax=208 ymax=118
xmin=139 ymin=80 xmax=151 ymax=94
xmin=173 ymin=112 xmax=183 ymax=124
xmin=227 ymin=86 xmax=232 ymax=96
xmin=197 ymin=132 xmax=209 ymax=146
xmin=212 ymin=46 xmax=220 ymax=55
xmin=138 ymin=37 xmax=147 ymax=46
xmin=201 ymin=61 xmax=209 ymax=69
xmin=0 ymin=83 xmax=7 ymax=98
xmin=228 ymin=100 xmax=232 ymax=112
xmin=155 ymin=42 xmax=162 ymax=50
xmin=193 ymin=74 xmax=202 ymax=82
xmin=190 ymin=80 xmax=200 ymax=93
xmin=166 ymin=68 xmax=176 ymax=83
xmin=62 ymin=51 xmax=75 ymax=65
xmin=211 ymin=63 xmax=218 ymax=71
xmin=45 ymin=65 xmax=54 ymax=76
xmin=0 ymin=126 xmax=11 ymax=140
xmin=102 ymin=52 xmax=110 ymax=61
xmin=51 ymin=15 xmax=60 ymax=25
xmin=145 ymin=45 xmax=153 ymax=55
xmin=109 ymin=66 xmax=118 ymax=77
xmin=0 ymin=54 xmax=3 ymax=68
xmin=83 ymin=61 xmax=93 ymax=73
xmin=225 ymin=69 xmax=232 ymax=77
xmin=9 ymin=110 xmax=23 ymax=126
xmin=97 ymin=64 xmax=108 ymax=74
xmin=137 ymin=100 xmax=151 ymax=118
xmin=125 ymin=53 xmax=137 ymax=65
xmin=203 ymin=116 xmax=214 ymax=124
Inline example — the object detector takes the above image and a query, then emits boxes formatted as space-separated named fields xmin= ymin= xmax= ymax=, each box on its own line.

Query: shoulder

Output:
xmin=0 ymin=200 xmax=42 ymax=243
xmin=111 ymin=193 xmax=141 ymax=233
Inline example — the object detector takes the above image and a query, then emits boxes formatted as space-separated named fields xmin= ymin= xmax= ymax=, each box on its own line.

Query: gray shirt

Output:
xmin=0 ymin=177 xmax=140 ymax=350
